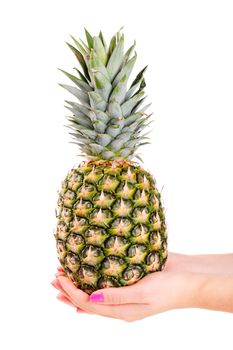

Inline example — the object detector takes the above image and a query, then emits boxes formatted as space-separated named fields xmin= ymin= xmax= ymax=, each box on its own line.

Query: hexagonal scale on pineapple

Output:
xmin=131 ymin=224 xmax=149 ymax=243
xmin=56 ymin=195 xmax=63 ymax=216
xmin=145 ymin=252 xmax=160 ymax=272
xmin=56 ymin=222 xmax=69 ymax=240
xmin=150 ymin=193 xmax=160 ymax=210
xmin=77 ymin=163 xmax=93 ymax=174
xmin=101 ymin=256 xmax=126 ymax=277
xmin=89 ymin=208 xmax=113 ymax=227
xmin=116 ymin=181 xmax=135 ymax=199
xmin=84 ymin=227 xmax=108 ymax=246
xmin=112 ymin=198 xmax=132 ymax=217
xmin=150 ymin=212 xmax=162 ymax=230
xmin=98 ymin=175 xmax=120 ymax=192
xmin=108 ymin=218 xmax=132 ymax=236
xmin=121 ymin=265 xmax=144 ymax=285
xmin=56 ymin=240 xmax=67 ymax=261
xmin=78 ymin=265 xmax=100 ymax=286
xmin=149 ymin=232 xmax=162 ymax=250
xmin=64 ymin=252 xmax=80 ymax=272
xmin=93 ymin=190 xmax=115 ymax=208
xmin=60 ymin=207 xmax=73 ymax=224
xmin=103 ymin=161 xmax=122 ymax=175
xmin=136 ymin=174 xmax=151 ymax=190
xmin=60 ymin=179 xmax=68 ymax=196
xmin=67 ymin=172 xmax=83 ymax=191
xmin=132 ymin=207 xmax=150 ymax=224
xmin=127 ymin=244 xmax=147 ymax=264
xmin=84 ymin=166 xmax=103 ymax=184
xmin=98 ymin=276 xmax=120 ymax=289
xmin=81 ymin=245 xmax=104 ymax=266
xmin=77 ymin=184 xmax=96 ymax=200
xmin=134 ymin=189 xmax=149 ymax=206
xmin=121 ymin=166 xmax=137 ymax=183
xmin=104 ymin=236 xmax=129 ymax=257
xmin=74 ymin=198 xmax=93 ymax=218
xmin=69 ymin=216 xmax=88 ymax=234
xmin=66 ymin=233 xmax=85 ymax=253
xmin=63 ymin=189 xmax=76 ymax=208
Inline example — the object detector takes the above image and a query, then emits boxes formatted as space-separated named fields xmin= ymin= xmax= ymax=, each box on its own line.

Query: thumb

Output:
xmin=89 ymin=285 xmax=144 ymax=305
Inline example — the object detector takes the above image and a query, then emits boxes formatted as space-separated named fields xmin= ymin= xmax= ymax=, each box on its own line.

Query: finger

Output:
xmin=57 ymin=293 xmax=89 ymax=313
xmin=56 ymin=293 xmax=75 ymax=307
xmin=57 ymin=276 xmax=89 ymax=308
xmin=57 ymin=276 xmax=119 ymax=314
xmin=57 ymin=276 xmax=147 ymax=320
xmin=55 ymin=271 xmax=65 ymax=277
xmin=89 ymin=285 xmax=147 ymax=305
xmin=86 ymin=303 xmax=148 ymax=322
xmin=57 ymin=266 xmax=64 ymax=272
xmin=51 ymin=279 xmax=71 ymax=299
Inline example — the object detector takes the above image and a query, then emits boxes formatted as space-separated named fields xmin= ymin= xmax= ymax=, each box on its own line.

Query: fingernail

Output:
xmin=89 ymin=292 xmax=104 ymax=303
xmin=57 ymin=267 xmax=63 ymax=271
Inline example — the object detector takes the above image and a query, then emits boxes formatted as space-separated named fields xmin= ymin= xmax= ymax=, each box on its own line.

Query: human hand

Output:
xmin=51 ymin=258 xmax=201 ymax=321
xmin=52 ymin=253 xmax=233 ymax=321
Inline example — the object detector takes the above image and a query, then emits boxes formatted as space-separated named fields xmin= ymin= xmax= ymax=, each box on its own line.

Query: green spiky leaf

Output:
xmin=107 ymin=35 xmax=117 ymax=61
xmin=59 ymin=84 xmax=90 ymax=105
xmin=89 ymin=143 xmax=105 ymax=154
xmin=121 ymin=90 xmax=145 ymax=117
xmin=65 ymin=100 xmax=91 ymax=117
xmin=88 ymin=91 xmax=107 ymax=111
xmin=89 ymin=49 xmax=110 ymax=81
xmin=93 ymin=71 xmax=112 ymax=101
xmin=112 ymin=53 xmax=137 ymax=87
xmin=99 ymin=31 xmax=107 ymax=49
xmin=73 ymin=68 xmax=90 ymax=84
xmin=107 ymin=34 xmax=124 ymax=81
xmin=93 ymin=36 xmax=107 ymax=65
xmin=66 ymin=42 xmax=90 ymax=81
xmin=95 ymin=134 xmax=112 ymax=146
xmin=123 ymin=40 xmax=136 ymax=66
xmin=60 ymin=30 xmax=153 ymax=160
xmin=58 ymin=69 xmax=92 ymax=92
xmin=70 ymin=35 xmax=87 ymax=55
xmin=84 ymin=28 xmax=93 ymax=49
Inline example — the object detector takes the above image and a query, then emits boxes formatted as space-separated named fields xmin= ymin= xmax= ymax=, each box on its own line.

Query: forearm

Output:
xmin=170 ymin=253 xmax=233 ymax=274
xmin=186 ymin=273 xmax=233 ymax=313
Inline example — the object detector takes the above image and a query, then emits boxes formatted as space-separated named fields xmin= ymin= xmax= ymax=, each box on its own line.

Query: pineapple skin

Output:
xmin=55 ymin=160 xmax=167 ymax=294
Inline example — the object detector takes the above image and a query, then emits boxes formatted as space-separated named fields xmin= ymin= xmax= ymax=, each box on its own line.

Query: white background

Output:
xmin=0 ymin=0 xmax=232 ymax=349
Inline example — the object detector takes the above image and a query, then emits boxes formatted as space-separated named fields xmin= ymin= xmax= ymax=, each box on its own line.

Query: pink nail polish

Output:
xmin=89 ymin=292 xmax=104 ymax=302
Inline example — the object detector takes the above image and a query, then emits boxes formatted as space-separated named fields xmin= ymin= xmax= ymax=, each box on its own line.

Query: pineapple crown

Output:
xmin=59 ymin=28 xmax=152 ymax=162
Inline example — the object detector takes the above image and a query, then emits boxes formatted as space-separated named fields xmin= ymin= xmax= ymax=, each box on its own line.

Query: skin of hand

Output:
xmin=167 ymin=253 xmax=233 ymax=275
xmin=51 ymin=253 xmax=233 ymax=322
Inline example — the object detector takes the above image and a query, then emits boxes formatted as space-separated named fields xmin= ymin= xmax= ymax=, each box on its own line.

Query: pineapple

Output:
xmin=55 ymin=28 xmax=168 ymax=294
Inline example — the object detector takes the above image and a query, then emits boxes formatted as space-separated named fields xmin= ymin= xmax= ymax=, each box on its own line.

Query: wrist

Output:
xmin=178 ymin=273 xmax=233 ymax=312
xmin=151 ymin=271 xmax=198 ymax=310
xmin=174 ymin=272 xmax=209 ymax=309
